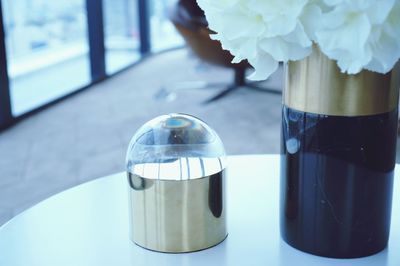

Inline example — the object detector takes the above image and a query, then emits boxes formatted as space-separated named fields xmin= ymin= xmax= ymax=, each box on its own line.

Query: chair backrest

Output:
xmin=170 ymin=1 xmax=248 ymax=69
xmin=173 ymin=23 xmax=236 ymax=68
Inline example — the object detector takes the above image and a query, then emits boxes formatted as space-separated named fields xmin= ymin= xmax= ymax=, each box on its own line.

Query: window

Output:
xmin=2 ymin=0 xmax=90 ymax=116
xmin=0 ymin=0 xmax=186 ymax=128
xmin=103 ymin=0 xmax=140 ymax=74
xmin=149 ymin=0 xmax=183 ymax=52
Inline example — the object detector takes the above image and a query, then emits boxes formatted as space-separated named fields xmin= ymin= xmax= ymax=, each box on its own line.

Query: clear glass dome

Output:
xmin=126 ymin=114 xmax=226 ymax=180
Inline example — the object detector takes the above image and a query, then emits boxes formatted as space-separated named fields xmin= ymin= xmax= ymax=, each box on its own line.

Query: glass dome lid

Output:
xmin=126 ymin=114 xmax=226 ymax=181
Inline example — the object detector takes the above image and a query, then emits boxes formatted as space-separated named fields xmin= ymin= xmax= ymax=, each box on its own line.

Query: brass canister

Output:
xmin=126 ymin=114 xmax=227 ymax=253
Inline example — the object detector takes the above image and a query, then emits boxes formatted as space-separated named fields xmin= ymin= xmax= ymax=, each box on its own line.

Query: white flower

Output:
xmin=300 ymin=3 xmax=323 ymax=42
xmin=197 ymin=0 xmax=313 ymax=80
xmin=197 ymin=0 xmax=400 ymax=80
xmin=315 ymin=0 xmax=399 ymax=74
xmin=365 ymin=1 xmax=400 ymax=73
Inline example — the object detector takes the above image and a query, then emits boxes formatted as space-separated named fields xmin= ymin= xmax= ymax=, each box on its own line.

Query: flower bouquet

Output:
xmin=197 ymin=0 xmax=400 ymax=258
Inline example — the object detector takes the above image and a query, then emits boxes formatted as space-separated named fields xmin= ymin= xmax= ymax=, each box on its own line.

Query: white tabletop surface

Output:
xmin=0 ymin=155 xmax=399 ymax=266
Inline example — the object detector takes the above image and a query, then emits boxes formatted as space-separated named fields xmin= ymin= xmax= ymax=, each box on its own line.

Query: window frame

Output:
xmin=0 ymin=0 xmax=165 ymax=130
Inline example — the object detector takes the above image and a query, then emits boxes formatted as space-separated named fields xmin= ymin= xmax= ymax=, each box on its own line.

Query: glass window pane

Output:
xmin=149 ymin=0 xmax=184 ymax=52
xmin=2 ymin=0 xmax=91 ymax=116
xmin=103 ymin=0 xmax=140 ymax=74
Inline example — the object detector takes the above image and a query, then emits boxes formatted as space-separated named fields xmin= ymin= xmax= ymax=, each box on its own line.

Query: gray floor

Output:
xmin=0 ymin=48 xmax=284 ymax=225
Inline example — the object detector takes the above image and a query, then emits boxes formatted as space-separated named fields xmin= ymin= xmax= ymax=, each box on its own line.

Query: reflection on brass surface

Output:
xmin=127 ymin=171 xmax=227 ymax=253
xmin=284 ymin=48 xmax=400 ymax=116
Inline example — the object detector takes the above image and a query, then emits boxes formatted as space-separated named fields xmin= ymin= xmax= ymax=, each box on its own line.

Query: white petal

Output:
xmin=316 ymin=11 xmax=372 ymax=73
xmin=283 ymin=23 xmax=312 ymax=48
xmin=366 ymin=27 xmax=400 ymax=73
xmin=259 ymin=36 xmax=311 ymax=62
xmin=384 ymin=1 xmax=400 ymax=38
xmin=247 ymin=53 xmax=279 ymax=81
xmin=247 ymin=0 xmax=308 ymax=37
xmin=336 ymin=49 xmax=372 ymax=74
xmin=300 ymin=4 xmax=323 ymax=41
xmin=324 ymin=0 xmax=343 ymax=6
xmin=232 ymin=55 xmax=245 ymax=64
xmin=365 ymin=0 xmax=394 ymax=24
xmin=237 ymin=38 xmax=258 ymax=59
xmin=258 ymin=38 xmax=289 ymax=61
xmin=220 ymin=13 xmax=266 ymax=40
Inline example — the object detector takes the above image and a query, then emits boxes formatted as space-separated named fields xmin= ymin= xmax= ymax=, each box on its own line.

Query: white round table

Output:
xmin=0 ymin=155 xmax=399 ymax=266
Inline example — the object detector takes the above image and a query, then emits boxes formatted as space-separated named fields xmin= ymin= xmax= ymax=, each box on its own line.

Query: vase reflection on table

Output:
xmin=280 ymin=48 xmax=400 ymax=258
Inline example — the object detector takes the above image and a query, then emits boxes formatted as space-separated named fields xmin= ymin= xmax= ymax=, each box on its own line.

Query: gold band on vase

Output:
xmin=284 ymin=47 xmax=400 ymax=117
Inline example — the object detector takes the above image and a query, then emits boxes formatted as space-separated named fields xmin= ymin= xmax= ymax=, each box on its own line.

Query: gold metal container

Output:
xmin=126 ymin=114 xmax=227 ymax=253
xmin=284 ymin=47 xmax=400 ymax=116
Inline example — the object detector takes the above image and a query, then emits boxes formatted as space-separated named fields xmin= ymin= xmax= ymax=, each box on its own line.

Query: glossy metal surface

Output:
xmin=128 ymin=171 xmax=226 ymax=253
xmin=284 ymin=47 xmax=400 ymax=116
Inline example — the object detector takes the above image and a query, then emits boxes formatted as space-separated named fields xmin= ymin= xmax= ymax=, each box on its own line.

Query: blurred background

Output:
xmin=2 ymin=0 xmax=183 ymax=116
xmin=0 ymin=0 xmax=282 ymax=226
xmin=0 ymin=0 xmax=397 ymax=226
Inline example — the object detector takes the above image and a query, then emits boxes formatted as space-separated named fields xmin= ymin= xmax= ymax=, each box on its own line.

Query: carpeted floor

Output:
xmin=0 ymin=48 xmax=284 ymax=225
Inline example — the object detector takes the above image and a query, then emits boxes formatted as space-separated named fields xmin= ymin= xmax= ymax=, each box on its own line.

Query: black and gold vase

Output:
xmin=280 ymin=48 xmax=400 ymax=258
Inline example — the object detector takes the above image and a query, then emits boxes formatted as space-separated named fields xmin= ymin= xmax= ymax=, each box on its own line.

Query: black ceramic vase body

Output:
xmin=280 ymin=48 xmax=400 ymax=258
